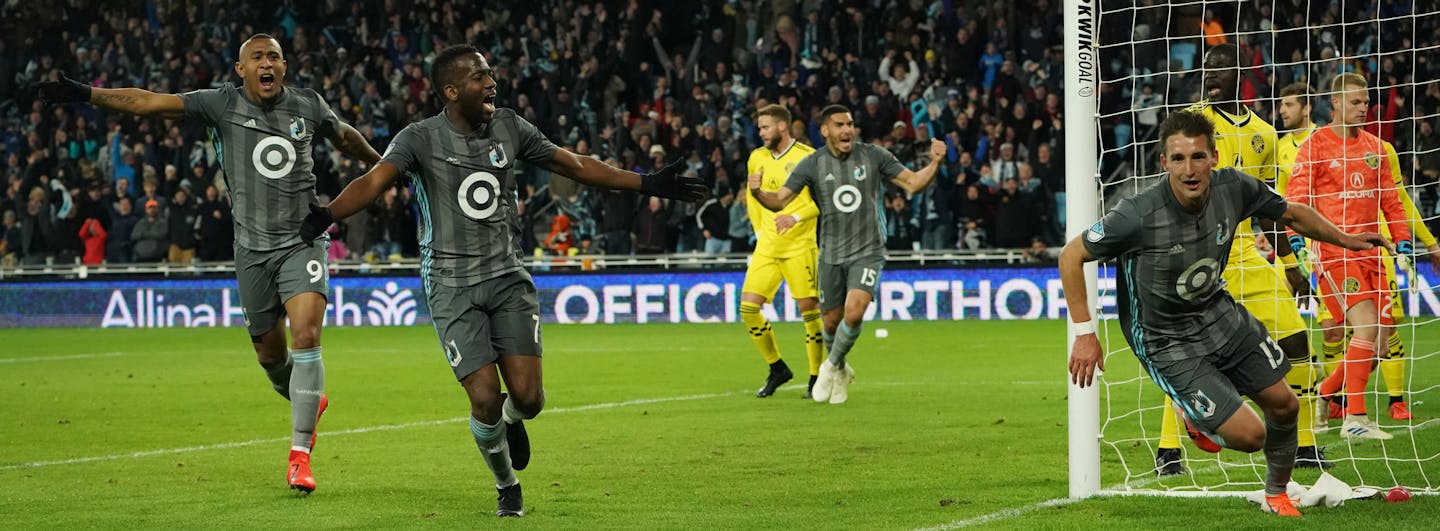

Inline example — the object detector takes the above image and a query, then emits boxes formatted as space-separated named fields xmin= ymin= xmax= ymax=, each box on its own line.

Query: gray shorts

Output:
xmin=425 ymin=270 xmax=543 ymax=381
xmin=234 ymin=242 xmax=330 ymax=336
xmin=1145 ymin=322 xmax=1291 ymax=433
xmin=818 ymin=255 xmax=885 ymax=311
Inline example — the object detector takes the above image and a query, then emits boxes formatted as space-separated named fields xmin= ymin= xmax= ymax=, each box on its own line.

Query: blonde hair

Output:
xmin=1330 ymin=72 xmax=1368 ymax=94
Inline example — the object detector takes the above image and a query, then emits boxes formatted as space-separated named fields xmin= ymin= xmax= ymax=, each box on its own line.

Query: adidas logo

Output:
xmin=445 ymin=157 xmax=461 ymax=164
xmin=1329 ymin=160 xmax=1342 ymax=169
xmin=824 ymin=173 xmax=837 ymax=181
xmin=244 ymin=119 xmax=257 ymax=127
xmin=1168 ymin=244 xmax=1185 ymax=254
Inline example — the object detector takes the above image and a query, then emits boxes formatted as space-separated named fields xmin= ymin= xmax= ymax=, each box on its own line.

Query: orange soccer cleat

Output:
xmin=1262 ymin=493 xmax=1301 ymax=517
xmin=1389 ymin=401 xmax=1412 ymax=421
xmin=288 ymin=449 xmax=316 ymax=493
xmin=309 ymin=394 xmax=329 ymax=451
xmin=1172 ymin=403 xmax=1222 ymax=453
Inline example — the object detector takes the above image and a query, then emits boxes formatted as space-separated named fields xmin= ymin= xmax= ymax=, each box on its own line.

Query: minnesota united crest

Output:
xmin=289 ymin=116 xmax=308 ymax=140
xmin=854 ymin=165 xmax=867 ymax=181
xmin=489 ymin=142 xmax=508 ymax=167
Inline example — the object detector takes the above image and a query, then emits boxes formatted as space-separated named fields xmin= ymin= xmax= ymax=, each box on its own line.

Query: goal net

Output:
xmin=1066 ymin=0 xmax=1440 ymax=497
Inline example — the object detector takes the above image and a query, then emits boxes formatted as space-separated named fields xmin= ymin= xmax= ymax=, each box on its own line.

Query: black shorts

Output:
xmin=425 ymin=270 xmax=543 ymax=381
xmin=1144 ymin=320 xmax=1291 ymax=433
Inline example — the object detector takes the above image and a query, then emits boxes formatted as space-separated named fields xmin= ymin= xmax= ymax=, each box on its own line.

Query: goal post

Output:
xmin=1064 ymin=0 xmax=1102 ymax=500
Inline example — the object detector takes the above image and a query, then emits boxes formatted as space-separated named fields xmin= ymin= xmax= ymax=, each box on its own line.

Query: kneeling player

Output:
xmin=1063 ymin=111 xmax=1391 ymax=516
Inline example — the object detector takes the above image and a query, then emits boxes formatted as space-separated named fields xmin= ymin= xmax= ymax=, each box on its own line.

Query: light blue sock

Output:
xmin=827 ymin=321 xmax=862 ymax=369
xmin=470 ymin=417 xmax=517 ymax=488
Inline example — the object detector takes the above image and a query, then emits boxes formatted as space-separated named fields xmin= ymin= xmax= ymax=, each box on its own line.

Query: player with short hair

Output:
xmin=1277 ymin=82 xmax=1440 ymax=422
xmin=299 ymin=44 xmax=705 ymax=517
xmin=1153 ymin=43 xmax=1329 ymax=475
xmin=749 ymin=104 xmax=946 ymax=404
xmin=38 ymin=33 xmax=381 ymax=494
xmin=743 ymin=103 xmax=823 ymax=399
xmin=1064 ymin=110 xmax=1391 ymax=517
xmin=1285 ymin=72 xmax=1415 ymax=440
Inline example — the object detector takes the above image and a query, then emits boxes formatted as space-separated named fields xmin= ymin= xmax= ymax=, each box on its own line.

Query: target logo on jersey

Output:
xmin=458 ymin=171 xmax=502 ymax=220
xmin=832 ymin=184 xmax=862 ymax=213
xmin=252 ymin=136 xmax=297 ymax=179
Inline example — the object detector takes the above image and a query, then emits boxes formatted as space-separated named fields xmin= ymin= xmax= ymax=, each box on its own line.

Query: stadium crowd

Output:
xmin=0 ymin=0 xmax=1436 ymax=267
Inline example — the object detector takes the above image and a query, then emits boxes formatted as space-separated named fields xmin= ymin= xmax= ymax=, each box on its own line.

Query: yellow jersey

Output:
xmin=1189 ymin=102 xmax=1279 ymax=267
xmin=1275 ymin=124 xmax=1316 ymax=197
xmin=746 ymin=139 xmax=821 ymax=258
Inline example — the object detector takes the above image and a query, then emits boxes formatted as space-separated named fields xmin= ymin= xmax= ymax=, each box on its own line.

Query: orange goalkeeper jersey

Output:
xmin=1283 ymin=125 xmax=1411 ymax=260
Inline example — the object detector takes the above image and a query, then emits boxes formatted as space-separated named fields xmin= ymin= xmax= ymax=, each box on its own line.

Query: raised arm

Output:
xmin=543 ymin=148 xmax=707 ymax=201
xmin=891 ymin=139 xmax=948 ymax=195
xmin=327 ymin=122 xmax=382 ymax=165
xmin=748 ymin=171 xmax=798 ymax=212
xmin=39 ymin=73 xmax=185 ymax=119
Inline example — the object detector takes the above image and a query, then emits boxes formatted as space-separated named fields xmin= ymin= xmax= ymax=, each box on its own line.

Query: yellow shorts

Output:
xmin=1223 ymin=257 xmax=1307 ymax=339
xmin=741 ymin=248 xmax=819 ymax=301
xmin=1315 ymin=252 xmax=1404 ymax=323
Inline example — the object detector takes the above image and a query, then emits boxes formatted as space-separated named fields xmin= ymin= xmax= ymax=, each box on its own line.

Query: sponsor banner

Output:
xmin=1 ymin=265 xmax=1436 ymax=328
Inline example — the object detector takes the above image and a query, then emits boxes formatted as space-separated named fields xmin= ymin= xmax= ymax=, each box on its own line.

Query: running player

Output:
xmin=749 ymin=104 xmax=946 ymax=405
xmin=1064 ymin=110 xmax=1390 ymax=517
xmin=38 ymin=33 xmax=381 ymax=493
xmin=1154 ymin=44 xmax=1327 ymax=475
xmin=299 ymin=45 xmax=704 ymax=517
xmin=743 ymin=104 xmax=823 ymax=399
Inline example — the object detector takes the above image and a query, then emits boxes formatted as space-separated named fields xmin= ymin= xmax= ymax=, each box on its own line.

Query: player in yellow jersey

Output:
xmin=1279 ymin=84 xmax=1440 ymax=421
xmin=742 ymin=104 xmax=825 ymax=399
xmin=1154 ymin=45 xmax=1329 ymax=475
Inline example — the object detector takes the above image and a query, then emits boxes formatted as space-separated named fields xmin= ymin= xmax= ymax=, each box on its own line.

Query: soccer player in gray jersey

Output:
xmin=298 ymin=44 xmax=706 ymax=518
xmin=1062 ymin=111 xmax=1390 ymax=517
xmin=38 ymin=34 xmax=381 ymax=494
xmin=749 ymin=104 xmax=946 ymax=404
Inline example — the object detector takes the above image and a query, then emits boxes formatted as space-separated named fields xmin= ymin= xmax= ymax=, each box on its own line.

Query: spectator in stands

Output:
xmin=885 ymin=193 xmax=920 ymax=251
xmin=368 ymin=187 xmax=408 ymax=262
xmin=78 ymin=216 xmax=106 ymax=265
xmin=728 ymin=187 xmax=753 ymax=253
xmin=992 ymin=177 xmax=1034 ymax=248
xmin=136 ymin=177 xmax=167 ymax=215
xmin=634 ymin=196 xmax=669 ymax=255
xmin=1 ymin=210 xmax=18 ymax=264
xmin=165 ymin=187 xmax=199 ymax=265
xmin=196 ymin=185 xmax=233 ymax=262
xmin=544 ymin=211 xmax=577 ymax=256
xmin=130 ymin=199 xmax=167 ymax=262
xmin=698 ymin=182 xmax=732 ymax=255
xmin=596 ymin=187 xmax=639 ymax=255
xmin=105 ymin=196 xmax=137 ymax=264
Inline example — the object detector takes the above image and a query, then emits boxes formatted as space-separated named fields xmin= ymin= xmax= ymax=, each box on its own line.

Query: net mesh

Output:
xmin=1089 ymin=0 xmax=1440 ymax=494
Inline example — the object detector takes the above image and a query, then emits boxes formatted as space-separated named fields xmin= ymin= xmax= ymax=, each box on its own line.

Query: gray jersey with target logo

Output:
xmin=784 ymin=142 xmax=904 ymax=265
xmin=180 ymin=84 xmax=340 ymax=251
xmin=381 ymin=109 xmax=558 ymax=288
xmin=1082 ymin=168 xmax=1289 ymax=362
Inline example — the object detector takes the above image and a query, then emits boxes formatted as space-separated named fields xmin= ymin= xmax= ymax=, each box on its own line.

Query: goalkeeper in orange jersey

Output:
xmin=1153 ymin=43 xmax=1328 ymax=476
xmin=1284 ymin=72 xmax=1414 ymax=441
xmin=741 ymin=104 xmax=824 ymax=398
xmin=1276 ymin=82 xmax=1440 ymax=423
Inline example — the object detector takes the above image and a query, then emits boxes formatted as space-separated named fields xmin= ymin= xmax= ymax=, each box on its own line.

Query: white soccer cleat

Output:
xmin=1340 ymin=415 xmax=1394 ymax=440
xmin=812 ymin=360 xmax=837 ymax=403
xmin=827 ymin=363 xmax=856 ymax=404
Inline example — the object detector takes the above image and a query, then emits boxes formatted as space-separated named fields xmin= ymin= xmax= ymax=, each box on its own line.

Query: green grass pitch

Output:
xmin=3 ymin=320 xmax=1439 ymax=529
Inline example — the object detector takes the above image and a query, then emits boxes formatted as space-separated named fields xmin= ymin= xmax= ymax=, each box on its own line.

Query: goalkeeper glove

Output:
xmin=1287 ymin=235 xmax=1313 ymax=278
xmin=37 ymin=73 xmax=92 ymax=104
xmin=299 ymin=204 xmax=335 ymax=246
xmin=640 ymin=157 xmax=709 ymax=202
xmin=1397 ymin=239 xmax=1414 ymax=257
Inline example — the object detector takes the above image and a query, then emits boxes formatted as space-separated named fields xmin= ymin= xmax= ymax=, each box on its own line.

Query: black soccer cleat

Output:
xmin=496 ymin=483 xmax=524 ymax=517
xmin=801 ymin=374 xmax=818 ymax=399
xmin=756 ymin=362 xmax=794 ymax=398
xmin=1295 ymin=445 xmax=1333 ymax=469
xmin=506 ymin=419 xmax=531 ymax=471
xmin=1155 ymin=448 xmax=1186 ymax=477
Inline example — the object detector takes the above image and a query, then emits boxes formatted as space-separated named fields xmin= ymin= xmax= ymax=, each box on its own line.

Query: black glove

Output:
xmin=37 ymin=73 xmax=92 ymax=104
xmin=300 ymin=203 xmax=335 ymax=246
xmin=640 ymin=157 xmax=709 ymax=202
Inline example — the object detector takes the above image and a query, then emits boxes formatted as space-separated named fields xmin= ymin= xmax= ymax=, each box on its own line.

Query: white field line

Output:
xmin=0 ymin=352 xmax=124 ymax=363
xmin=1 ymin=384 xmax=815 ymax=472
xmin=916 ymin=412 xmax=1440 ymax=529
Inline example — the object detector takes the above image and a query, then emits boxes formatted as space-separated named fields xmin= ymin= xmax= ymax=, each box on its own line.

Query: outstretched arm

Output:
xmin=891 ymin=139 xmax=948 ymax=195
xmin=543 ymin=148 xmax=707 ymax=201
xmin=1278 ymin=202 xmax=1391 ymax=252
xmin=39 ymin=74 xmax=185 ymax=118
xmin=326 ymin=162 xmax=404 ymax=220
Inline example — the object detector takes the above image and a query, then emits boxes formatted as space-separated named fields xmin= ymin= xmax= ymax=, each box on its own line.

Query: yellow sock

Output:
xmin=1285 ymin=359 xmax=1320 ymax=447
xmin=1159 ymin=397 xmax=1183 ymax=449
xmin=740 ymin=302 xmax=781 ymax=364
xmin=801 ymin=309 xmax=823 ymax=376
xmin=1382 ymin=333 xmax=1406 ymax=399
xmin=1321 ymin=337 xmax=1345 ymax=379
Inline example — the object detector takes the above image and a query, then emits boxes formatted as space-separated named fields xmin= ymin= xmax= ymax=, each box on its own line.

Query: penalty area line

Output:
xmin=914 ymin=497 xmax=1080 ymax=530
xmin=0 ymin=386 xmax=792 ymax=472
xmin=0 ymin=352 xmax=124 ymax=363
